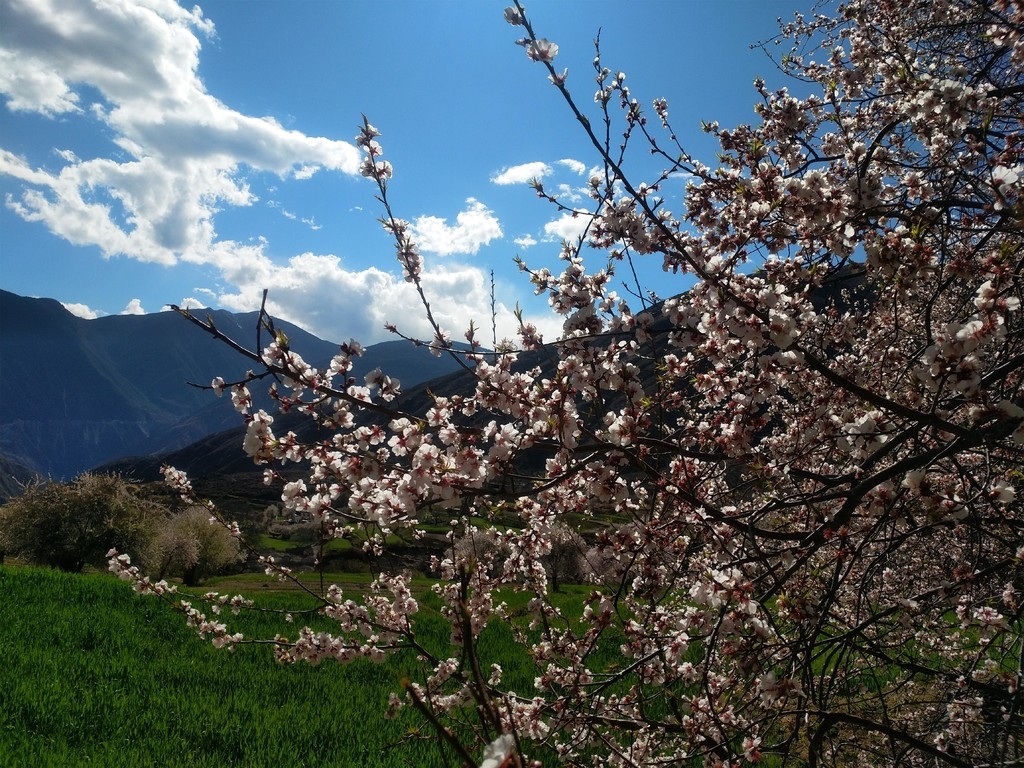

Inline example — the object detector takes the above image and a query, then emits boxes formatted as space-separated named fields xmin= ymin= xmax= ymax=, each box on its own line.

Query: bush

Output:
xmin=147 ymin=506 xmax=244 ymax=586
xmin=0 ymin=473 xmax=162 ymax=572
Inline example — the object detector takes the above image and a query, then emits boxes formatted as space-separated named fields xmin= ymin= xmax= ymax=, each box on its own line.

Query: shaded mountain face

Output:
xmin=104 ymin=268 xmax=870 ymax=486
xmin=0 ymin=290 xmax=466 ymax=482
xmin=100 ymin=364 xmax=482 ymax=482
xmin=0 ymin=454 xmax=37 ymax=502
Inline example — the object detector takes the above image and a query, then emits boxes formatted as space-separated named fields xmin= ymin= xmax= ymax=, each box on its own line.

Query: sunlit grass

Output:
xmin=0 ymin=565 xmax=645 ymax=767
xmin=0 ymin=566 xmax=461 ymax=767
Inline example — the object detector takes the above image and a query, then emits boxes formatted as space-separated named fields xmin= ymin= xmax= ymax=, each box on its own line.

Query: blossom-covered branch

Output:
xmin=115 ymin=1 xmax=1023 ymax=766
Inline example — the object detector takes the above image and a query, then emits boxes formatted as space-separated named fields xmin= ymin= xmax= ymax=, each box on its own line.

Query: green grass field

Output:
xmin=0 ymin=566 xmax=471 ymax=767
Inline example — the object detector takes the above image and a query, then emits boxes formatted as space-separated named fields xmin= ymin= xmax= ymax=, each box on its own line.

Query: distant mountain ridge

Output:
xmin=0 ymin=289 xmax=467 ymax=487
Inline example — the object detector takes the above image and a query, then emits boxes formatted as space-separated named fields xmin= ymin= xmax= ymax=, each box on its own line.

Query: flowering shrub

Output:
xmin=111 ymin=1 xmax=1023 ymax=766
xmin=1 ymin=473 xmax=162 ymax=572
xmin=147 ymin=505 xmax=244 ymax=586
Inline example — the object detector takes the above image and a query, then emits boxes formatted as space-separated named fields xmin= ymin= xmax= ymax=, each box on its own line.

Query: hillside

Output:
xmin=0 ymin=290 xmax=466 ymax=484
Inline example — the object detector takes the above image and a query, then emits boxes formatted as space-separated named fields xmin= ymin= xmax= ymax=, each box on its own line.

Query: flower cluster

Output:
xmin=116 ymin=2 xmax=1023 ymax=766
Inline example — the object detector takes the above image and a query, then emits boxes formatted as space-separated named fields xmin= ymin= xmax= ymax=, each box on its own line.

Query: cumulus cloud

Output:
xmin=193 ymin=287 xmax=218 ymax=301
xmin=491 ymin=161 xmax=552 ymax=185
xmin=557 ymin=158 xmax=587 ymax=175
xmin=61 ymin=301 xmax=99 ymax=319
xmin=0 ymin=0 xmax=360 ymax=268
xmin=553 ymin=183 xmax=586 ymax=204
xmin=410 ymin=198 xmax=503 ymax=256
xmin=208 ymin=243 xmax=557 ymax=346
xmin=120 ymin=298 xmax=146 ymax=315
xmin=514 ymin=234 xmax=538 ymax=249
xmin=544 ymin=210 xmax=593 ymax=242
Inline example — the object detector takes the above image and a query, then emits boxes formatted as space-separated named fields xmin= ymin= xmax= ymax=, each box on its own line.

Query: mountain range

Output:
xmin=0 ymin=289 xmax=467 ymax=493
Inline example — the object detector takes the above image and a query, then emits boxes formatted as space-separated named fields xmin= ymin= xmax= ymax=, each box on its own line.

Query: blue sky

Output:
xmin=1 ymin=0 xmax=798 ymax=346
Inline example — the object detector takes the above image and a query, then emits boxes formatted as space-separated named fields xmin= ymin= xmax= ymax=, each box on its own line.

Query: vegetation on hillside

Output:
xmin=0 ymin=474 xmax=241 ymax=585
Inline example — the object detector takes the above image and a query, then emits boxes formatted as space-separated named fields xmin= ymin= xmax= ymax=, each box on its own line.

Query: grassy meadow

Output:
xmin=0 ymin=565 xmax=495 ymax=767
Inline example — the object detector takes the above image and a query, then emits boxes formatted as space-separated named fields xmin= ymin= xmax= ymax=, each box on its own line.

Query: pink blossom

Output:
xmin=503 ymin=6 xmax=524 ymax=25
xmin=526 ymin=38 xmax=558 ymax=63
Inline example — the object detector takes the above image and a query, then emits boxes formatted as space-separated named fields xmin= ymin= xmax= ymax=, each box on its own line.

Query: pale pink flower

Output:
xmin=479 ymin=733 xmax=515 ymax=768
xmin=503 ymin=6 xmax=524 ymax=25
xmin=526 ymin=38 xmax=558 ymax=63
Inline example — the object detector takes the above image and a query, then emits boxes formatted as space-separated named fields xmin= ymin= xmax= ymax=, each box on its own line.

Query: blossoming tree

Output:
xmin=111 ymin=0 xmax=1023 ymax=765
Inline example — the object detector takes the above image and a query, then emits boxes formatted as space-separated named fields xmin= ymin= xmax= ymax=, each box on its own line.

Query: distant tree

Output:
xmin=147 ymin=506 xmax=243 ymax=587
xmin=111 ymin=1 xmax=1023 ymax=766
xmin=1 ymin=473 xmax=161 ymax=572
xmin=455 ymin=521 xmax=584 ymax=593
xmin=454 ymin=525 xmax=507 ymax=580
xmin=544 ymin=523 xmax=586 ymax=593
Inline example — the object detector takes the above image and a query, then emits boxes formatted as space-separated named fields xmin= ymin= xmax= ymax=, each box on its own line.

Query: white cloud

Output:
xmin=61 ymin=301 xmax=99 ymax=319
xmin=491 ymin=161 xmax=551 ymax=185
xmin=204 ymin=240 xmax=558 ymax=347
xmin=514 ymin=234 xmax=538 ymax=249
xmin=544 ymin=210 xmax=593 ymax=242
xmin=178 ymin=296 xmax=206 ymax=310
xmin=0 ymin=49 xmax=82 ymax=116
xmin=558 ymin=158 xmax=587 ymax=175
xmin=121 ymin=298 xmax=146 ymax=315
xmin=267 ymin=200 xmax=320 ymax=230
xmin=0 ymin=0 xmax=361 ymax=268
xmin=269 ymin=201 xmax=296 ymax=220
xmin=410 ymin=198 xmax=502 ymax=256
xmin=0 ymin=1 xmax=565 ymax=351
xmin=554 ymin=183 xmax=585 ymax=204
